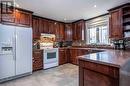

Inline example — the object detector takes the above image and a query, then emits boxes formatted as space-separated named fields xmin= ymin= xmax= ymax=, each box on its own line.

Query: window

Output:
xmin=86 ymin=15 xmax=109 ymax=44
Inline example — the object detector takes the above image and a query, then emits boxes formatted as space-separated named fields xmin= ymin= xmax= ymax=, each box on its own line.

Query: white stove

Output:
xmin=43 ymin=48 xmax=59 ymax=69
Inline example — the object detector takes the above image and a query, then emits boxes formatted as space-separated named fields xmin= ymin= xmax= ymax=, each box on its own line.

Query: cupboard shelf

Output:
xmin=123 ymin=22 xmax=130 ymax=26
xmin=124 ymin=29 xmax=130 ymax=32
xmin=123 ymin=12 xmax=130 ymax=16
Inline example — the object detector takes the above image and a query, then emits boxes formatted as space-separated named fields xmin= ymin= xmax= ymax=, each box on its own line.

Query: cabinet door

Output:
xmin=65 ymin=24 xmax=73 ymax=41
xmin=43 ymin=19 xmax=49 ymax=33
xmin=33 ymin=50 xmax=43 ymax=71
xmin=72 ymin=20 xmax=85 ymax=41
xmin=15 ymin=10 xmax=32 ymax=27
xmin=72 ymin=23 xmax=77 ymax=41
xmin=59 ymin=23 xmax=65 ymax=41
xmin=1 ymin=11 xmax=15 ymax=24
xmin=59 ymin=49 xmax=67 ymax=65
xmin=83 ymin=69 xmax=118 ymax=86
xmin=54 ymin=22 xmax=60 ymax=41
xmin=109 ymin=9 xmax=123 ymax=39
xmin=32 ymin=17 xmax=40 ymax=38
xmin=69 ymin=49 xmax=78 ymax=65
xmin=48 ymin=21 xmax=55 ymax=34
xmin=15 ymin=27 xmax=32 ymax=75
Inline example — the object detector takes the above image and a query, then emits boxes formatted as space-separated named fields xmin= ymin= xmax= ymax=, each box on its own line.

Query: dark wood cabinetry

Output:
xmin=48 ymin=21 xmax=55 ymax=34
xmin=1 ymin=8 xmax=32 ymax=27
xmin=59 ymin=23 xmax=65 ymax=41
xmin=15 ymin=10 xmax=32 ymax=27
xmin=59 ymin=49 xmax=68 ymax=65
xmin=32 ymin=16 xmax=40 ymax=39
xmin=32 ymin=15 xmax=65 ymax=41
xmin=109 ymin=3 xmax=130 ymax=39
xmin=33 ymin=50 xmax=43 ymax=71
xmin=65 ymin=24 xmax=73 ymax=41
xmin=109 ymin=8 xmax=123 ymax=39
xmin=79 ymin=60 xmax=119 ymax=86
xmin=72 ymin=20 xmax=86 ymax=41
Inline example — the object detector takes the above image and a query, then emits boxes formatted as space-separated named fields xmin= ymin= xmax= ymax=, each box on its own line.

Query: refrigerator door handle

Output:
xmin=12 ymin=31 xmax=16 ymax=61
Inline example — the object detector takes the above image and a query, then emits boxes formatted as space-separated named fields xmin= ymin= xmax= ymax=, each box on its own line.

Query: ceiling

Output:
xmin=16 ymin=0 xmax=130 ymax=22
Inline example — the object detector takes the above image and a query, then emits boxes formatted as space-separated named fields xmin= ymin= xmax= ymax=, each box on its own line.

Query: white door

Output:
xmin=0 ymin=24 xmax=15 ymax=79
xmin=15 ymin=27 xmax=32 ymax=75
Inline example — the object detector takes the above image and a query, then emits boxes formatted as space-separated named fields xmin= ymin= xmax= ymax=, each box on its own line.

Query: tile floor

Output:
xmin=0 ymin=64 xmax=78 ymax=86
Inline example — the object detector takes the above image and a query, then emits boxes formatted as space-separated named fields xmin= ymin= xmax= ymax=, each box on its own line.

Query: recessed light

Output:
xmin=16 ymin=4 xmax=19 ymax=7
xmin=94 ymin=5 xmax=97 ymax=8
xmin=54 ymin=22 xmax=57 ymax=25
xmin=64 ymin=18 xmax=67 ymax=21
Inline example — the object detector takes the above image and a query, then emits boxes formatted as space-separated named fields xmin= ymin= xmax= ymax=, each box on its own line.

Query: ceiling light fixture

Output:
xmin=64 ymin=18 xmax=67 ymax=21
xmin=94 ymin=5 xmax=97 ymax=8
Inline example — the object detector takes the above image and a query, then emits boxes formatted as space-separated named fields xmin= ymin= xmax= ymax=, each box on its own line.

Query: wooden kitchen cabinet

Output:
xmin=69 ymin=49 xmax=78 ymax=65
xmin=1 ymin=8 xmax=32 ymax=27
xmin=59 ymin=23 xmax=65 ymax=41
xmin=32 ymin=16 xmax=40 ymax=39
xmin=39 ymin=19 xmax=48 ymax=33
xmin=79 ymin=60 xmax=119 ymax=86
xmin=48 ymin=21 xmax=55 ymax=34
xmin=59 ymin=49 xmax=68 ymax=65
xmin=15 ymin=9 xmax=32 ymax=27
xmin=109 ymin=8 xmax=123 ymax=39
xmin=72 ymin=20 xmax=86 ymax=41
xmin=65 ymin=24 xmax=73 ymax=41
xmin=33 ymin=50 xmax=43 ymax=71
xmin=1 ymin=11 xmax=15 ymax=24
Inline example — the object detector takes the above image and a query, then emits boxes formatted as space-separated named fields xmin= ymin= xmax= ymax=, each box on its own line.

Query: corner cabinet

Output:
xmin=109 ymin=8 xmax=123 ymax=39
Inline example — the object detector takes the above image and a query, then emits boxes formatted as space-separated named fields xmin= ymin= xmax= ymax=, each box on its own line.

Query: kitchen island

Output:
xmin=78 ymin=50 xmax=130 ymax=86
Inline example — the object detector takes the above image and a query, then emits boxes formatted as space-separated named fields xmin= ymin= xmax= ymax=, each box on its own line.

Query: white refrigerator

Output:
xmin=0 ymin=24 xmax=32 ymax=81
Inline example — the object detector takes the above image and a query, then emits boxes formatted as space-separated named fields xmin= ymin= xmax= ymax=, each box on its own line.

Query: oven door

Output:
xmin=44 ymin=48 xmax=58 ymax=64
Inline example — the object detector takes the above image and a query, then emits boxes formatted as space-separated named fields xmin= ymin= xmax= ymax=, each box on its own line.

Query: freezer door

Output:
xmin=0 ymin=24 xmax=15 ymax=79
xmin=15 ymin=27 xmax=32 ymax=75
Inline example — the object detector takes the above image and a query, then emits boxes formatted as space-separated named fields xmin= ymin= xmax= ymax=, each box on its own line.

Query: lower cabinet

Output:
xmin=33 ymin=50 xmax=43 ymax=71
xmin=59 ymin=49 xmax=68 ymax=65
xmin=79 ymin=60 xmax=119 ymax=86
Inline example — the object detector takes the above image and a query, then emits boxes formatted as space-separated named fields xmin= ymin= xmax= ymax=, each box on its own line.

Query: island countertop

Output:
xmin=78 ymin=49 xmax=130 ymax=68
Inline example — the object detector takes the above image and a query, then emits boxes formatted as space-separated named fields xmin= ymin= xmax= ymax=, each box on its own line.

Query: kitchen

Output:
xmin=0 ymin=0 xmax=130 ymax=86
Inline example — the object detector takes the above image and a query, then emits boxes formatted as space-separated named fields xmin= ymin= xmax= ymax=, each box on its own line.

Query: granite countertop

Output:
xmin=79 ymin=50 xmax=130 ymax=68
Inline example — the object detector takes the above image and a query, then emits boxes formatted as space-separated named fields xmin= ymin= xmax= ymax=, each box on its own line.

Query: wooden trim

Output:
xmin=85 ymin=13 xmax=109 ymax=21
xmin=108 ymin=3 xmax=130 ymax=11
xmin=32 ymin=15 xmax=65 ymax=24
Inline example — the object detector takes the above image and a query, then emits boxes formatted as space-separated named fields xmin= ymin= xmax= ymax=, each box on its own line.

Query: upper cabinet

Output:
xmin=32 ymin=15 xmax=65 ymax=40
xmin=32 ymin=16 xmax=40 ymax=39
xmin=72 ymin=20 xmax=86 ymax=41
xmin=109 ymin=3 xmax=130 ymax=39
xmin=1 ymin=8 xmax=33 ymax=27
xmin=65 ymin=24 xmax=73 ymax=41
xmin=59 ymin=23 xmax=65 ymax=41
xmin=109 ymin=8 xmax=123 ymax=39
xmin=15 ymin=9 xmax=32 ymax=27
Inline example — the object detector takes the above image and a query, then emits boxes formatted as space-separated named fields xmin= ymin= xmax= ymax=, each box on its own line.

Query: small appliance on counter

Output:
xmin=112 ymin=39 xmax=125 ymax=50
xmin=39 ymin=33 xmax=59 ymax=69
xmin=33 ymin=39 xmax=40 ymax=49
